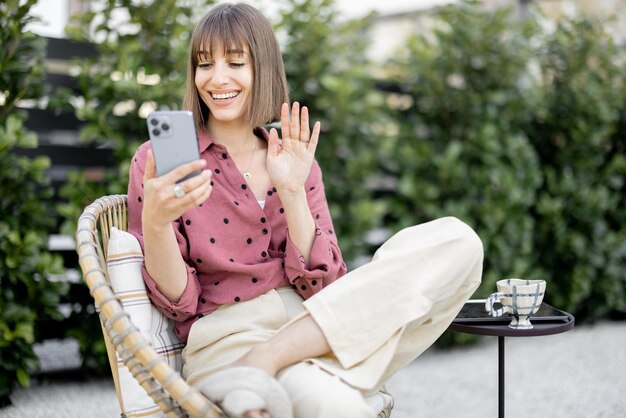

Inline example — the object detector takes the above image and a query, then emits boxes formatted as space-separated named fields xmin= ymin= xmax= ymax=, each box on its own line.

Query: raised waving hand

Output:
xmin=267 ymin=102 xmax=321 ymax=194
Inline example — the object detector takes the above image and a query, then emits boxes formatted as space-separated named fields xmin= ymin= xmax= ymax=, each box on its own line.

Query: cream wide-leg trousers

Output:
xmin=183 ymin=217 xmax=483 ymax=418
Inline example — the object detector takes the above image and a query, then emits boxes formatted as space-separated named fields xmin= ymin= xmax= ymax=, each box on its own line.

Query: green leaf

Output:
xmin=16 ymin=368 xmax=30 ymax=388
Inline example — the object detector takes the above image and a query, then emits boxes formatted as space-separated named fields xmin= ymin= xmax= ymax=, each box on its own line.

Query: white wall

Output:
xmin=28 ymin=0 xmax=70 ymax=37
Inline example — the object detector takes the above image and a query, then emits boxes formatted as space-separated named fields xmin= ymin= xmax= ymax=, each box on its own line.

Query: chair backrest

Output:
xmin=76 ymin=194 xmax=222 ymax=418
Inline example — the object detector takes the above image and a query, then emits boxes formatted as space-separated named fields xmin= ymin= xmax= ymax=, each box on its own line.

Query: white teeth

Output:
xmin=211 ymin=91 xmax=239 ymax=100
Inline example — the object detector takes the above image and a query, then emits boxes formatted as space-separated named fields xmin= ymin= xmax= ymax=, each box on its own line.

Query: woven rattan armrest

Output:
xmin=76 ymin=194 xmax=223 ymax=418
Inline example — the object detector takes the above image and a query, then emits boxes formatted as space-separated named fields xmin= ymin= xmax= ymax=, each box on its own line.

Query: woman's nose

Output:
xmin=212 ymin=64 xmax=229 ymax=84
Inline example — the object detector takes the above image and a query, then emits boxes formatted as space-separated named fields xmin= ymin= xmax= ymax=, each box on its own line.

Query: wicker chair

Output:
xmin=76 ymin=194 xmax=393 ymax=418
xmin=76 ymin=194 xmax=222 ymax=417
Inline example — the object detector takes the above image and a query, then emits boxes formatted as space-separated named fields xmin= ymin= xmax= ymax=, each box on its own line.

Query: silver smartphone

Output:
xmin=147 ymin=110 xmax=201 ymax=182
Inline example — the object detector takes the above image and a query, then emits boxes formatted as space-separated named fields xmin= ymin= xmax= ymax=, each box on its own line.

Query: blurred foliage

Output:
xmin=50 ymin=0 xmax=215 ymax=373
xmin=385 ymin=3 xmax=543 ymax=305
xmin=277 ymin=0 xmax=387 ymax=260
xmin=525 ymin=17 xmax=626 ymax=318
xmin=0 ymin=0 xmax=67 ymax=403
xmin=52 ymin=0 xmax=215 ymax=237
xmin=384 ymin=1 xmax=625 ymax=327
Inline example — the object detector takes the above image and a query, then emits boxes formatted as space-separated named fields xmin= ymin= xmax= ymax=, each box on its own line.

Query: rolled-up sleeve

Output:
xmin=127 ymin=142 xmax=202 ymax=321
xmin=284 ymin=160 xmax=347 ymax=299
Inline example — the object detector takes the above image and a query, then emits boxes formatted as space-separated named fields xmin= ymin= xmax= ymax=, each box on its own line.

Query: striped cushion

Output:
xmin=107 ymin=227 xmax=185 ymax=418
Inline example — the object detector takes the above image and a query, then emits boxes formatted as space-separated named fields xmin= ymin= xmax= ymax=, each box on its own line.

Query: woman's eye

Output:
xmin=197 ymin=62 xmax=212 ymax=68
xmin=230 ymin=62 xmax=245 ymax=68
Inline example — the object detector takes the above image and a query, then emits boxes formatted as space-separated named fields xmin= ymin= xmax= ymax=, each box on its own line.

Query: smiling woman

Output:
xmin=194 ymin=46 xmax=253 ymax=127
xmin=124 ymin=3 xmax=483 ymax=418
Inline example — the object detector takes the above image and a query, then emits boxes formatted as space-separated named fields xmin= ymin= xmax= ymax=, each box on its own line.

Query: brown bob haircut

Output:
xmin=182 ymin=3 xmax=289 ymax=130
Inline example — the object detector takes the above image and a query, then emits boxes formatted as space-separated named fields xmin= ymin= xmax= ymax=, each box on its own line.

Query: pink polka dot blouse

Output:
xmin=127 ymin=128 xmax=347 ymax=341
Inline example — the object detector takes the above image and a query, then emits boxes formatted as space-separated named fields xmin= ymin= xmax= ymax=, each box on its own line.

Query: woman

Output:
xmin=128 ymin=3 xmax=483 ymax=418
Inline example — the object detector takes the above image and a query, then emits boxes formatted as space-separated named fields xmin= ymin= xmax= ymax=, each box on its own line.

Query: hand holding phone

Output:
xmin=141 ymin=111 xmax=212 ymax=227
xmin=147 ymin=110 xmax=201 ymax=182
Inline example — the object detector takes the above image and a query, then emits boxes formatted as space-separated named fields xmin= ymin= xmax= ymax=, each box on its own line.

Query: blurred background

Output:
xmin=1 ymin=0 xmax=625 ymax=416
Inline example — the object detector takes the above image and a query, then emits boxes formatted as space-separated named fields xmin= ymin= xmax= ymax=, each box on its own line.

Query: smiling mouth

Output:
xmin=211 ymin=91 xmax=240 ymax=100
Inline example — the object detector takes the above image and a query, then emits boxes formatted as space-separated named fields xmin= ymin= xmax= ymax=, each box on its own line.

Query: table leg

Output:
xmin=499 ymin=336 xmax=505 ymax=418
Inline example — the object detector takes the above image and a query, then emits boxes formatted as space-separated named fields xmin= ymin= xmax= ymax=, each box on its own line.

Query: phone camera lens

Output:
xmin=152 ymin=129 xmax=161 ymax=136
xmin=161 ymin=123 xmax=170 ymax=131
xmin=150 ymin=118 xmax=158 ymax=126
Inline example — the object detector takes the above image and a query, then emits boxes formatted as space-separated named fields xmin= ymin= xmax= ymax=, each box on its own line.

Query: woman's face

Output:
xmin=195 ymin=43 xmax=253 ymax=127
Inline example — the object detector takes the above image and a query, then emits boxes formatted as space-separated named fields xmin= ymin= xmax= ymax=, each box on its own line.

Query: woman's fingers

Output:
xmin=268 ymin=127 xmax=280 ymax=157
xmin=144 ymin=149 xmax=157 ymax=182
xmin=176 ymin=169 xmax=212 ymax=202
xmin=180 ymin=171 xmax=213 ymax=207
xmin=308 ymin=121 xmax=321 ymax=154
xmin=163 ymin=158 xmax=207 ymax=185
xmin=290 ymin=102 xmax=300 ymax=141
xmin=280 ymin=103 xmax=291 ymax=142
xmin=277 ymin=101 xmax=319 ymax=151
xmin=300 ymin=106 xmax=310 ymax=143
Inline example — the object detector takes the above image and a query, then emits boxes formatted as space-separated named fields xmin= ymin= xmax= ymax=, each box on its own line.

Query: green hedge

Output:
xmin=0 ymin=0 xmax=67 ymax=403
xmin=381 ymin=2 xmax=625 ymax=321
xmin=525 ymin=17 xmax=626 ymax=318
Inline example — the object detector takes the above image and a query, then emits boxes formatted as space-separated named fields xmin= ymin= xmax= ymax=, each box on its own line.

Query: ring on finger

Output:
xmin=173 ymin=183 xmax=186 ymax=198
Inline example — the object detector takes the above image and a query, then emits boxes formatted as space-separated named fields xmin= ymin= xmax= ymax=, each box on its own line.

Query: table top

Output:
xmin=449 ymin=309 xmax=575 ymax=337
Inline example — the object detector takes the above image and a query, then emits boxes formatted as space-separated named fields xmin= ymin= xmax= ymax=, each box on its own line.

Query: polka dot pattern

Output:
xmin=126 ymin=135 xmax=347 ymax=343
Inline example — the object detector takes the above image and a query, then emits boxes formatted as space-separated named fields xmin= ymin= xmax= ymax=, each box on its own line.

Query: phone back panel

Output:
xmin=147 ymin=110 xmax=200 ymax=177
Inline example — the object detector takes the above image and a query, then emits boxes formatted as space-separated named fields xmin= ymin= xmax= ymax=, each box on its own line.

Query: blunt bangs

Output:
xmin=190 ymin=8 xmax=250 ymax=68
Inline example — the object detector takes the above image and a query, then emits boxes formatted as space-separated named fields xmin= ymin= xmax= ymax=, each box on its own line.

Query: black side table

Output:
xmin=449 ymin=303 xmax=575 ymax=418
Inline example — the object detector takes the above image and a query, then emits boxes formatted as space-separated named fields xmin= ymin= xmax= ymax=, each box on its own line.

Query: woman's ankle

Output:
xmin=236 ymin=342 xmax=281 ymax=377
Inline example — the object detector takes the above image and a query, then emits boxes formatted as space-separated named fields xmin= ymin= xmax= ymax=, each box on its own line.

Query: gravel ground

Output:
xmin=2 ymin=320 xmax=625 ymax=417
